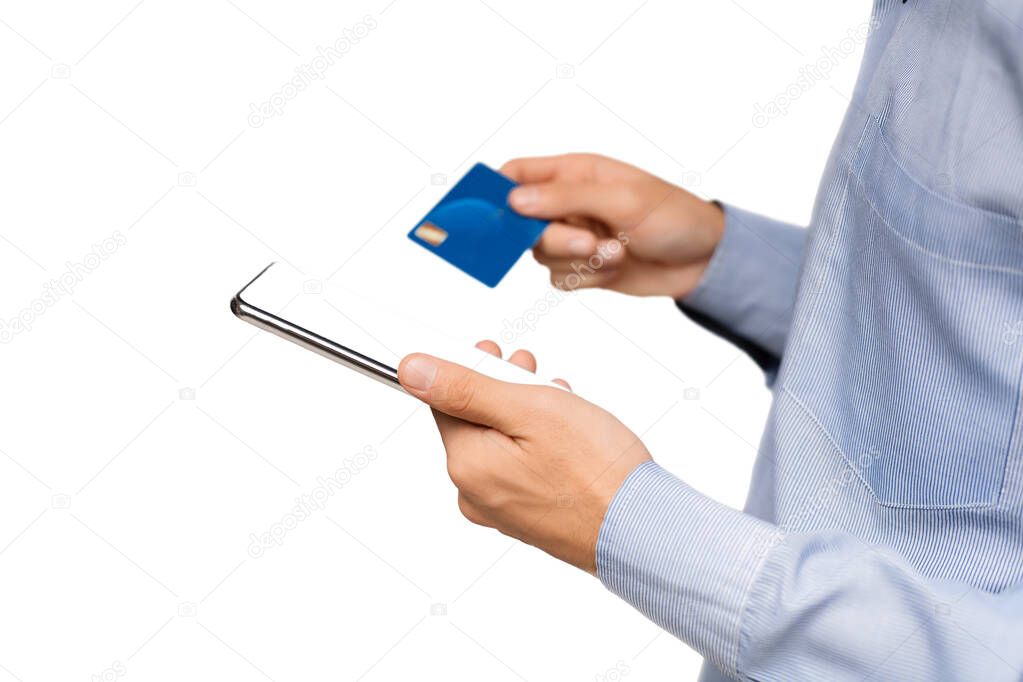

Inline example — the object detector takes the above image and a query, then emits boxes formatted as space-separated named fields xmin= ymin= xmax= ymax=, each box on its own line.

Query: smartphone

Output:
xmin=230 ymin=263 xmax=563 ymax=393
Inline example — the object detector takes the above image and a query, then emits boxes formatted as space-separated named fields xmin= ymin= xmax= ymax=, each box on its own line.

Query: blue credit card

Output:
xmin=407 ymin=163 xmax=548 ymax=287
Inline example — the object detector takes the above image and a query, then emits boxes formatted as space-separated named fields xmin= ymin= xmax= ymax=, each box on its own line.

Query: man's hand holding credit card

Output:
xmin=407 ymin=163 xmax=549 ymax=287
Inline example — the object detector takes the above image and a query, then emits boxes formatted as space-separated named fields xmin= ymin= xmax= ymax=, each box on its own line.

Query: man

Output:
xmin=398 ymin=0 xmax=1023 ymax=679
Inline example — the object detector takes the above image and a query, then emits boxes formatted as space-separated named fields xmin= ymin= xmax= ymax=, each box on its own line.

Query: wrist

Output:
xmin=695 ymin=198 xmax=726 ymax=265
xmin=676 ymin=199 xmax=725 ymax=295
xmin=656 ymin=199 xmax=725 ymax=300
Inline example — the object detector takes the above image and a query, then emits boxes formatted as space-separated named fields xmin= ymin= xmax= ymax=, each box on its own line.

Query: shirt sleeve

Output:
xmin=678 ymin=204 xmax=806 ymax=377
xmin=597 ymin=461 xmax=1023 ymax=681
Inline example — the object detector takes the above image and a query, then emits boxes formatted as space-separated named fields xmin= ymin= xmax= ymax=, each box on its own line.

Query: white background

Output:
xmin=0 ymin=1 xmax=868 ymax=679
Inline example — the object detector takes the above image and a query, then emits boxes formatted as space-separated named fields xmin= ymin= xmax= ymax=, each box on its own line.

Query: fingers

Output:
xmin=509 ymin=182 xmax=634 ymax=223
xmin=547 ymin=266 xmax=621 ymax=291
xmin=473 ymin=343 xmax=567 ymax=390
xmin=475 ymin=339 xmax=502 ymax=358
xmin=534 ymin=234 xmax=627 ymax=268
xmin=500 ymin=157 xmax=558 ymax=184
xmin=398 ymin=353 xmax=534 ymax=432
xmin=475 ymin=340 xmax=537 ymax=373
xmin=500 ymin=154 xmax=599 ymax=184
xmin=508 ymin=349 xmax=536 ymax=372
xmin=534 ymin=223 xmax=598 ymax=258
xmin=533 ymin=232 xmax=628 ymax=291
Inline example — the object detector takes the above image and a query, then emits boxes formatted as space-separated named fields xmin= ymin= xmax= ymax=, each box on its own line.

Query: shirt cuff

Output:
xmin=596 ymin=461 xmax=778 ymax=677
xmin=680 ymin=204 xmax=806 ymax=360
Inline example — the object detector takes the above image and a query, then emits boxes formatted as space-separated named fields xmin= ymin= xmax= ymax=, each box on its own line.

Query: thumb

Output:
xmin=398 ymin=353 xmax=530 ymax=432
xmin=509 ymin=181 xmax=635 ymax=225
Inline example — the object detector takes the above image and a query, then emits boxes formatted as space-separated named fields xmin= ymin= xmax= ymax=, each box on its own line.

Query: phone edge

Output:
xmin=230 ymin=263 xmax=406 ymax=393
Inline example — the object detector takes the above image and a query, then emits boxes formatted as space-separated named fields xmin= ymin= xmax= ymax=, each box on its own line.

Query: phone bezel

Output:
xmin=230 ymin=263 xmax=405 ymax=392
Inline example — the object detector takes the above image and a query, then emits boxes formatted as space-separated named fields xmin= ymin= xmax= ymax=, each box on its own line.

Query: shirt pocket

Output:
xmin=784 ymin=119 xmax=1023 ymax=510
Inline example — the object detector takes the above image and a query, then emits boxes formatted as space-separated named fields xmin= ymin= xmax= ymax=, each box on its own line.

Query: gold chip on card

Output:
xmin=414 ymin=222 xmax=448 ymax=246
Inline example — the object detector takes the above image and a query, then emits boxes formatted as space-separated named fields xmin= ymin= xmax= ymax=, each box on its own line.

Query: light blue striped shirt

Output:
xmin=596 ymin=1 xmax=1023 ymax=680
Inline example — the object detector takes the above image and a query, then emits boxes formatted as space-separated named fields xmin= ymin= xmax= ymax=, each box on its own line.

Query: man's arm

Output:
xmin=397 ymin=351 xmax=1021 ymax=681
xmin=678 ymin=205 xmax=806 ymax=377
xmin=600 ymin=461 xmax=1023 ymax=681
